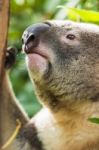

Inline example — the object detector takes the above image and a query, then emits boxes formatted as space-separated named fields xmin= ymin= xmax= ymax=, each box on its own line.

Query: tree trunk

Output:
xmin=0 ymin=0 xmax=10 ymax=148
xmin=0 ymin=0 xmax=9 ymax=80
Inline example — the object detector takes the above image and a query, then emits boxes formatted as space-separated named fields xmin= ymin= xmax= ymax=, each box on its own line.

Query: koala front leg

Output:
xmin=0 ymin=47 xmax=29 ymax=150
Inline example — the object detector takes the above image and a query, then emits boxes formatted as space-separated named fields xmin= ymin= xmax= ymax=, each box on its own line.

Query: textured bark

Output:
xmin=0 ymin=0 xmax=9 ymax=80
xmin=0 ymin=0 xmax=10 ymax=148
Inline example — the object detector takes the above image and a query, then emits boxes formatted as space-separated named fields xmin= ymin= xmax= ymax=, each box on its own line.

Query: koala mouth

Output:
xmin=24 ymin=41 xmax=48 ymax=59
xmin=23 ymin=41 xmax=49 ymax=74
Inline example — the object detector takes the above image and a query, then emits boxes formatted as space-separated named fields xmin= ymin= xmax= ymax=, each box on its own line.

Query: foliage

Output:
xmin=88 ymin=118 xmax=99 ymax=124
xmin=59 ymin=7 xmax=99 ymax=23
xmin=9 ymin=0 xmax=99 ymax=117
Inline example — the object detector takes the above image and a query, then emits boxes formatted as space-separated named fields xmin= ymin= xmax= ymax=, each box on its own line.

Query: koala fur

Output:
xmin=3 ymin=20 xmax=99 ymax=150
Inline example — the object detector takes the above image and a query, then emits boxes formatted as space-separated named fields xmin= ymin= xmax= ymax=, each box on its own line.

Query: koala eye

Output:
xmin=66 ymin=34 xmax=75 ymax=40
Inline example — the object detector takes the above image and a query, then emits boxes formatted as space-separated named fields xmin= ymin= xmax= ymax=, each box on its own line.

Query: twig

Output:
xmin=1 ymin=119 xmax=21 ymax=149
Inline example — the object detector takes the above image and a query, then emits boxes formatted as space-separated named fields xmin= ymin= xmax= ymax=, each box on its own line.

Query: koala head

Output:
xmin=22 ymin=20 xmax=99 ymax=108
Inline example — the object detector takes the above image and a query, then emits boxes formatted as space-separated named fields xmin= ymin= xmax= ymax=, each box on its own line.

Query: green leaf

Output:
xmin=88 ymin=117 xmax=99 ymax=124
xmin=58 ymin=6 xmax=99 ymax=23
xmin=67 ymin=8 xmax=99 ymax=23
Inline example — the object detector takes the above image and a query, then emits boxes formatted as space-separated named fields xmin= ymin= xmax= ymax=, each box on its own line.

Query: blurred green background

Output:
xmin=8 ymin=0 xmax=99 ymax=117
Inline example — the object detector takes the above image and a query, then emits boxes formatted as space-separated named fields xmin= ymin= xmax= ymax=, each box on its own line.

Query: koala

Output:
xmin=3 ymin=20 xmax=99 ymax=150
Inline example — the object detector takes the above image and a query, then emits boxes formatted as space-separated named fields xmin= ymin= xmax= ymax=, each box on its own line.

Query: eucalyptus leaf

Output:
xmin=67 ymin=8 xmax=99 ymax=23
xmin=88 ymin=118 xmax=99 ymax=124
xmin=58 ymin=6 xmax=99 ymax=23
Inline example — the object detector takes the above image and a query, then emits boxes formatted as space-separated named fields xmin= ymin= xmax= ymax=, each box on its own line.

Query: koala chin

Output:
xmin=4 ymin=20 xmax=99 ymax=150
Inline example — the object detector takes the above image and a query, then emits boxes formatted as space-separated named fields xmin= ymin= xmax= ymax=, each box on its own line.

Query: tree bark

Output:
xmin=0 ymin=0 xmax=9 ymax=81
xmin=0 ymin=0 xmax=10 ymax=148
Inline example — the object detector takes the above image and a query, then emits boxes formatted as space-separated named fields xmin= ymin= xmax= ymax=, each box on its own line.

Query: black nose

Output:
xmin=22 ymin=23 xmax=50 ymax=53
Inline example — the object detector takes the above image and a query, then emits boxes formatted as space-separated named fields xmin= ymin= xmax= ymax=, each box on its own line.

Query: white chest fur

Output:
xmin=31 ymin=108 xmax=67 ymax=150
xmin=30 ymin=107 xmax=99 ymax=150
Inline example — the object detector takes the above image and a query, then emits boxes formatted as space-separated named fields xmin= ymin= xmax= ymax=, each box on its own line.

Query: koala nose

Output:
xmin=22 ymin=23 xmax=50 ymax=54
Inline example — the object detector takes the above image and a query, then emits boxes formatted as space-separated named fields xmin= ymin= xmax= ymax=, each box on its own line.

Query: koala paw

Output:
xmin=5 ymin=47 xmax=18 ymax=69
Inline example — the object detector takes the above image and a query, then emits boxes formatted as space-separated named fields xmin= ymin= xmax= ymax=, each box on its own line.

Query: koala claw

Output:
xmin=5 ymin=47 xmax=18 ymax=69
